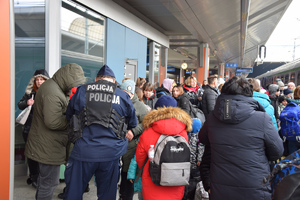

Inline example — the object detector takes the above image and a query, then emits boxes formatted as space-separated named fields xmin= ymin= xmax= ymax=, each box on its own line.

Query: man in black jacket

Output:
xmin=202 ymin=75 xmax=219 ymax=119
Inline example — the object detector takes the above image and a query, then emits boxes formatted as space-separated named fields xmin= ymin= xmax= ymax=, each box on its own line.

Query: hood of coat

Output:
xmin=25 ymin=69 xmax=50 ymax=95
xmin=213 ymin=94 xmax=265 ymax=124
xmin=143 ymin=107 xmax=192 ymax=133
xmin=52 ymin=63 xmax=87 ymax=93
xmin=252 ymin=91 xmax=271 ymax=108
xmin=162 ymin=78 xmax=174 ymax=92
xmin=156 ymin=86 xmax=171 ymax=96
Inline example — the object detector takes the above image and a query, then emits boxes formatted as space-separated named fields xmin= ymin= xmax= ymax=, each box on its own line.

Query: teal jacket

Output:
xmin=127 ymin=155 xmax=142 ymax=193
xmin=253 ymin=91 xmax=278 ymax=131
xmin=286 ymin=98 xmax=300 ymax=104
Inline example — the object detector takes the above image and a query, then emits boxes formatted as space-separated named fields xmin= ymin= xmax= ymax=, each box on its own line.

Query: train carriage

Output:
xmin=256 ymin=58 xmax=300 ymax=88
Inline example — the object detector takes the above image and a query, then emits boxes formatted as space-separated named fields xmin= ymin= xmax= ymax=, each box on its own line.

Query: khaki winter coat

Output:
xmin=25 ymin=63 xmax=86 ymax=165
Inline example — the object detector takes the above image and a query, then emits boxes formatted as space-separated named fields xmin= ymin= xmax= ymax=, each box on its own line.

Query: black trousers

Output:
xmin=27 ymin=158 xmax=39 ymax=182
xmin=119 ymin=171 xmax=134 ymax=200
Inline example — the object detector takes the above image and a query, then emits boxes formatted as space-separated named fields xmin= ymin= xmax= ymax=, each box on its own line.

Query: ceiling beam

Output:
xmin=240 ymin=0 xmax=251 ymax=67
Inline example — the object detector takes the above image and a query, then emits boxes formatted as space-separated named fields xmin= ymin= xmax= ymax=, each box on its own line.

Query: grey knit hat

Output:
xmin=120 ymin=80 xmax=135 ymax=94
xmin=277 ymin=81 xmax=284 ymax=87
xmin=268 ymin=84 xmax=279 ymax=96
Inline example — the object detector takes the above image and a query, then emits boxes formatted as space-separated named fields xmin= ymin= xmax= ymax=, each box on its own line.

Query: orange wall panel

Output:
xmin=159 ymin=66 xmax=165 ymax=86
xmin=0 ymin=0 xmax=11 ymax=199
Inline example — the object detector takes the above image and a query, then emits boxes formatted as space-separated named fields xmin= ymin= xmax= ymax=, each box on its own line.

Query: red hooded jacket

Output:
xmin=136 ymin=107 xmax=192 ymax=200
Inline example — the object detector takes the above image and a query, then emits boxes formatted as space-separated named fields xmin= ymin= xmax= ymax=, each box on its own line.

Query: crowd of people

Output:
xmin=18 ymin=63 xmax=298 ymax=200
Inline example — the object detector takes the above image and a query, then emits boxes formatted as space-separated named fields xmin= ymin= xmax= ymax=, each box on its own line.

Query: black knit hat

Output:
xmin=33 ymin=69 xmax=49 ymax=78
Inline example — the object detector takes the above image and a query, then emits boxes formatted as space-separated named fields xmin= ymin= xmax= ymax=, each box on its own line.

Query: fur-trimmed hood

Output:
xmin=143 ymin=106 xmax=193 ymax=133
xmin=25 ymin=69 xmax=50 ymax=94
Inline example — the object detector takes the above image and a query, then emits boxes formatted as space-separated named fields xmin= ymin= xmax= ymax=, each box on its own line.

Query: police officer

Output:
xmin=64 ymin=65 xmax=137 ymax=200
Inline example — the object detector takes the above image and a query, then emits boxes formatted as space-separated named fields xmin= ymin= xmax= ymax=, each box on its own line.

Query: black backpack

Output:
xmin=263 ymin=149 xmax=300 ymax=200
xmin=149 ymin=135 xmax=191 ymax=186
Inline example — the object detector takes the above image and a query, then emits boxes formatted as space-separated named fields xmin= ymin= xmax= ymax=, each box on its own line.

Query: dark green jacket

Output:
xmin=25 ymin=63 xmax=86 ymax=165
xmin=122 ymin=93 xmax=149 ymax=172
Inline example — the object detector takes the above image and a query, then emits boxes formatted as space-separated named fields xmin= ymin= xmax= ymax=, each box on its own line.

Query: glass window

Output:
xmin=285 ymin=74 xmax=289 ymax=84
xmin=154 ymin=43 xmax=161 ymax=89
xmin=297 ymin=72 xmax=300 ymax=86
xmin=61 ymin=0 xmax=105 ymax=82
xmin=14 ymin=0 xmax=46 ymax=165
xmin=291 ymin=72 xmax=295 ymax=83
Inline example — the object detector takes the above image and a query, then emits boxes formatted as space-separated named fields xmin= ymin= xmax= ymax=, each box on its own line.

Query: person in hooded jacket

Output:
xmin=172 ymin=84 xmax=191 ymax=115
xmin=199 ymin=76 xmax=284 ymax=200
xmin=155 ymin=78 xmax=175 ymax=98
xmin=136 ymin=95 xmax=192 ymax=200
xmin=248 ymin=78 xmax=278 ymax=131
xmin=24 ymin=63 xmax=86 ymax=199
xmin=119 ymin=80 xmax=149 ymax=200
xmin=18 ymin=69 xmax=49 ymax=188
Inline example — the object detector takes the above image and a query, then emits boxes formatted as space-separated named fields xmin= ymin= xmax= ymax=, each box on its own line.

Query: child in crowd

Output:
xmin=127 ymin=155 xmax=143 ymax=200
xmin=183 ymin=118 xmax=205 ymax=200
xmin=278 ymin=95 xmax=288 ymax=116
xmin=142 ymin=82 xmax=157 ymax=110
xmin=136 ymin=87 xmax=151 ymax=111
xmin=189 ymin=118 xmax=204 ymax=173
xmin=283 ymin=88 xmax=293 ymax=99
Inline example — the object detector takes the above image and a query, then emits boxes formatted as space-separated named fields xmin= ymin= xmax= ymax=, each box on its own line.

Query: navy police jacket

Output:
xmin=66 ymin=81 xmax=137 ymax=162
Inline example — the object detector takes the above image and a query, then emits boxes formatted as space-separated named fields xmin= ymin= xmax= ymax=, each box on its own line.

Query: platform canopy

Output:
xmin=113 ymin=0 xmax=292 ymax=71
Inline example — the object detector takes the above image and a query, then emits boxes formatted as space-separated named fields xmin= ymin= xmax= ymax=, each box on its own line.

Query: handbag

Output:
xmin=189 ymin=102 xmax=206 ymax=124
xmin=16 ymin=95 xmax=33 ymax=125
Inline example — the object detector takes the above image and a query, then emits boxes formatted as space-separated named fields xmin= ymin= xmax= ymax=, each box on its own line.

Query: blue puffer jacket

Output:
xmin=253 ymin=91 xmax=278 ymax=131
xmin=199 ymin=94 xmax=283 ymax=200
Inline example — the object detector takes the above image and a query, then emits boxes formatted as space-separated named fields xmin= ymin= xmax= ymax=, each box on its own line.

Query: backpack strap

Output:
xmin=135 ymin=157 xmax=148 ymax=183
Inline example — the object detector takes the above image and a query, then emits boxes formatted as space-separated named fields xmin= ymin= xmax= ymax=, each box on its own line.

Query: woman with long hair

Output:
xmin=172 ymin=85 xmax=191 ymax=115
xmin=136 ymin=77 xmax=146 ymax=89
xmin=17 ymin=69 xmax=49 ymax=188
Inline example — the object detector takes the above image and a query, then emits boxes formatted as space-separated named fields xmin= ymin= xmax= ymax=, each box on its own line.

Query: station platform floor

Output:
xmin=14 ymin=175 xmax=139 ymax=200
